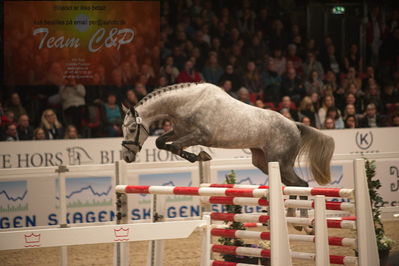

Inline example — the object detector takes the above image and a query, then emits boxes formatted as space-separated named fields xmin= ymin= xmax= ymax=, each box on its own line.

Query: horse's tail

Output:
xmin=296 ymin=123 xmax=335 ymax=185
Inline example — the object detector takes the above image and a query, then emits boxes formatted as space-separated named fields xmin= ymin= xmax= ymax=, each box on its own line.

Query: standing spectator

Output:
xmin=318 ymin=95 xmax=335 ymax=125
xmin=366 ymin=6 xmax=385 ymax=66
xmin=243 ymin=61 xmax=264 ymax=93
xmin=344 ymin=44 xmax=363 ymax=72
xmin=281 ymin=67 xmax=305 ymax=105
xmin=303 ymin=51 xmax=324 ymax=80
xmin=358 ymin=103 xmax=386 ymax=128
xmin=298 ymin=96 xmax=320 ymax=128
xmin=59 ymin=78 xmax=86 ymax=133
xmin=202 ymin=52 xmax=224 ymax=84
xmin=64 ymin=125 xmax=79 ymax=139
xmin=40 ymin=109 xmax=64 ymax=140
xmin=4 ymin=92 xmax=27 ymax=120
xmin=176 ymin=60 xmax=203 ymax=83
xmin=103 ymin=93 xmax=122 ymax=137
xmin=344 ymin=115 xmax=358 ymax=128
xmin=33 ymin=127 xmax=47 ymax=140
xmin=278 ymin=96 xmax=299 ymax=121
xmin=17 ymin=114 xmax=33 ymax=140
xmin=219 ymin=64 xmax=242 ymax=91
xmin=326 ymin=106 xmax=344 ymax=129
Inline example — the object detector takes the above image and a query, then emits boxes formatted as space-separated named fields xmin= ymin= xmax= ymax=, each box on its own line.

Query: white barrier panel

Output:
xmin=0 ymin=220 xmax=205 ymax=250
xmin=0 ymin=128 xmax=398 ymax=168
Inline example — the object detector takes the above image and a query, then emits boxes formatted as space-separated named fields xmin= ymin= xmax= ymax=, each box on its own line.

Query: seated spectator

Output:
xmin=278 ymin=96 xmax=299 ymax=121
xmin=286 ymin=44 xmax=303 ymax=75
xmin=261 ymin=59 xmax=281 ymax=104
xmin=344 ymin=43 xmax=363 ymax=73
xmin=103 ymin=93 xmax=122 ymax=137
xmin=358 ymin=103 xmax=386 ymax=128
xmin=298 ymin=96 xmax=320 ymax=128
xmin=343 ymin=67 xmax=362 ymax=91
xmin=390 ymin=113 xmax=399 ymax=127
xmin=125 ymin=89 xmax=139 ymax=107
xmin=134 ymin=83 xmax=148 ymax=102
xmin=160 ymin=55 xmax=180 ymax=82
xmin=343 ymin=103 xmax=361 ymax=120
xmin=33 ymin=127 xmax=47 ymax=140
xmin=344 ymin=115 xmax=358 ymax=128
xmin=2 ymin=123 xmax=18 ymax=141
xmin=321 ymin=44 xmax=341 ymax=75
xmin=303 ymin=51 xmax=324 ymax=81
xmin=220 ymin=80 xmax=236 ymax=98
xmin=364 ymin=81 xmax=382 ymax=109
xmin=281 ymin=67 xmax=305 ymax=105
xmin=280 ymin=108 xmax=293 ymax=120
xmin=237 ymin=87 xmax=252 ymax=105
xmin=176 ymin=60 xmax=203 ymax=83
xmin=271 ymin=48 xmax=287 ymax=76
xmin=254 ymin=99 xmax=266 ymax=109
xmin=85 ymin=72 xmax=106 ymax=105
xmin=202 ymin=52 xmax=224 ymax=84
xmin=158 ymin=76 xmax=169 ymax=87
xmin=310 ymin=92 xmax=321 ymax=113
xmin=153 ymin=120 xmax=173 ymax=136
xmin=326 ymin=106 xmax=344 ymax=129
xmin=345 ymin=92 xmax=363 ymax=114
xmin=4 ymin=92 xmax=27 ymax=120
xmin=300 ymin=116 xmax=312 ymax=127
xmin=318 ymin=95 xmax=335 ymax=125
xmin=243 ymin=61 xmax=264 ymax=93
xmin=361 ymin=66 xmax=377 ymax=90
xmin=323 ymin=117 xmax=336 ymax=129
xmin=381 ymin=84 xmax=399 ymax=114
xmin=219 ymin=64 xmax=242 ymax=91
xmin=64 ymin=125 xmax=79 ymax=139
xmin=40 ymin=109 xmax=64 ymax=140
xmin=305 ymin=70 xmax=324 ymax=96
xmin=59 ymin=78 xmax=86 ymax=133
xmin=17 ymin=114 xmax=33 ymax=140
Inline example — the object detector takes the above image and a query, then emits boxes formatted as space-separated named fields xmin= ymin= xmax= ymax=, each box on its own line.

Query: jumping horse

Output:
xmin=121 ymin=82 xmax=334 ymax=228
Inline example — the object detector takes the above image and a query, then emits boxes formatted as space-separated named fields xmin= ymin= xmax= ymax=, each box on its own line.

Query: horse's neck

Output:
xmin=135 ymin=90 xmax=189 ymax=125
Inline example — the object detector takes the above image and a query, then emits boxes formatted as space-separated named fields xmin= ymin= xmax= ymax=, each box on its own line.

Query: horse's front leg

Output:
xmin=157 ymin=131 xmax=212 ymax=163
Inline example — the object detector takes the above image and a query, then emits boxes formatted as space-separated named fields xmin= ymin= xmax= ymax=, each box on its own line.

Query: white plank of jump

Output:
xmin=0 ymin=220 xmax=206 ymax=251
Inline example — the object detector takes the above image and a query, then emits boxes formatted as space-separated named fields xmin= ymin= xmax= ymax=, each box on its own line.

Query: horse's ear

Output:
xmin=129 ymin=105 xmax=135 ymax=115
xmin=121 ymin=104 xmax=129 ymax=113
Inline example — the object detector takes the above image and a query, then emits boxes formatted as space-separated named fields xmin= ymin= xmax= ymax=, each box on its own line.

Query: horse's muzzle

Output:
xmin=122 ymin=150 xmax=136 ymax=163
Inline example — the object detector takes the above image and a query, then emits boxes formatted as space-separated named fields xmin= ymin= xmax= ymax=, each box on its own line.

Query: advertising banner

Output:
xmin=4 ymin=1 xmax=159 ymax=86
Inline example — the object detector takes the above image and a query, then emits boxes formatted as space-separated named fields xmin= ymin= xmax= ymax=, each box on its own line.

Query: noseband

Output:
xmin=122 ymin=111 xmax=149 ymax=152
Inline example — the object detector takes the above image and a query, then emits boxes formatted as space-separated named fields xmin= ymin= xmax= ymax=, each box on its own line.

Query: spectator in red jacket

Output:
xmin=176 ymin=60 xmax=203 ymax=83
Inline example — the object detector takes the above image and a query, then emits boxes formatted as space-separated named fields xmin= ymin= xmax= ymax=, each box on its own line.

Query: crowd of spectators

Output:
xmin=1 ymin=1 xmax=399 ymax=141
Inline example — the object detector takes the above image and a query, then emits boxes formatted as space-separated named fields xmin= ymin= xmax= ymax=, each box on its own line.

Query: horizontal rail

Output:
xmin=201 ymin=196 xmax=355 ymax=211
xmin=0 ymin=220 xmax=205 ymax=251
xmin=211 ymin=244 xmax=358 ymax=264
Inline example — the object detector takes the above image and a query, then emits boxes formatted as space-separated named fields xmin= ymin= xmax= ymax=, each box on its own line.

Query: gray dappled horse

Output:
xmin=121 ymin=82 xmax=334 ymax=229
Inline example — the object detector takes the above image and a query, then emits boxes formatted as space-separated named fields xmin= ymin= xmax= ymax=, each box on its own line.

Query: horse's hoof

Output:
xmin=198 ymin=151 xmax=212 ymax=161
xmin=304 ymin=225 xmax=315 ymax=235
xmin=293 ymin=225 xmax=303 ymax=232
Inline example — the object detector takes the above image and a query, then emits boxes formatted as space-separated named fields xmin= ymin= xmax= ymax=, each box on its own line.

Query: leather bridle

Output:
xmin=121 ymin=110 xmax=149 ymax=152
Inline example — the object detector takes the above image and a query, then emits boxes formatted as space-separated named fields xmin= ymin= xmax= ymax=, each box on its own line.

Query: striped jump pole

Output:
xmin=201 ymin=183 xmax=354 ymax=198
xmin=210 ymin=212 xmax=356 ymax=229
xmin=210 ymin=228 xmax=356 ymax=248
xmin=115 ymin=185 xmax=268 ymax=198
xmin=211 ymin=244 xmax=358 ymax=265
xmin=200 ymin=196 xmax=355 ymax=212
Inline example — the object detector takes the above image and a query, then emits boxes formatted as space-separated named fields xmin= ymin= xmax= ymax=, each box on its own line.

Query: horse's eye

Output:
xmin=129 ymin=129 xmax=135 ymax=133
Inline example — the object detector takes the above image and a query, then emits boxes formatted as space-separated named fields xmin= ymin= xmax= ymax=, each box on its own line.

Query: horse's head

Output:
xmin=121 ymin=104 xmax=149 ymax=163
